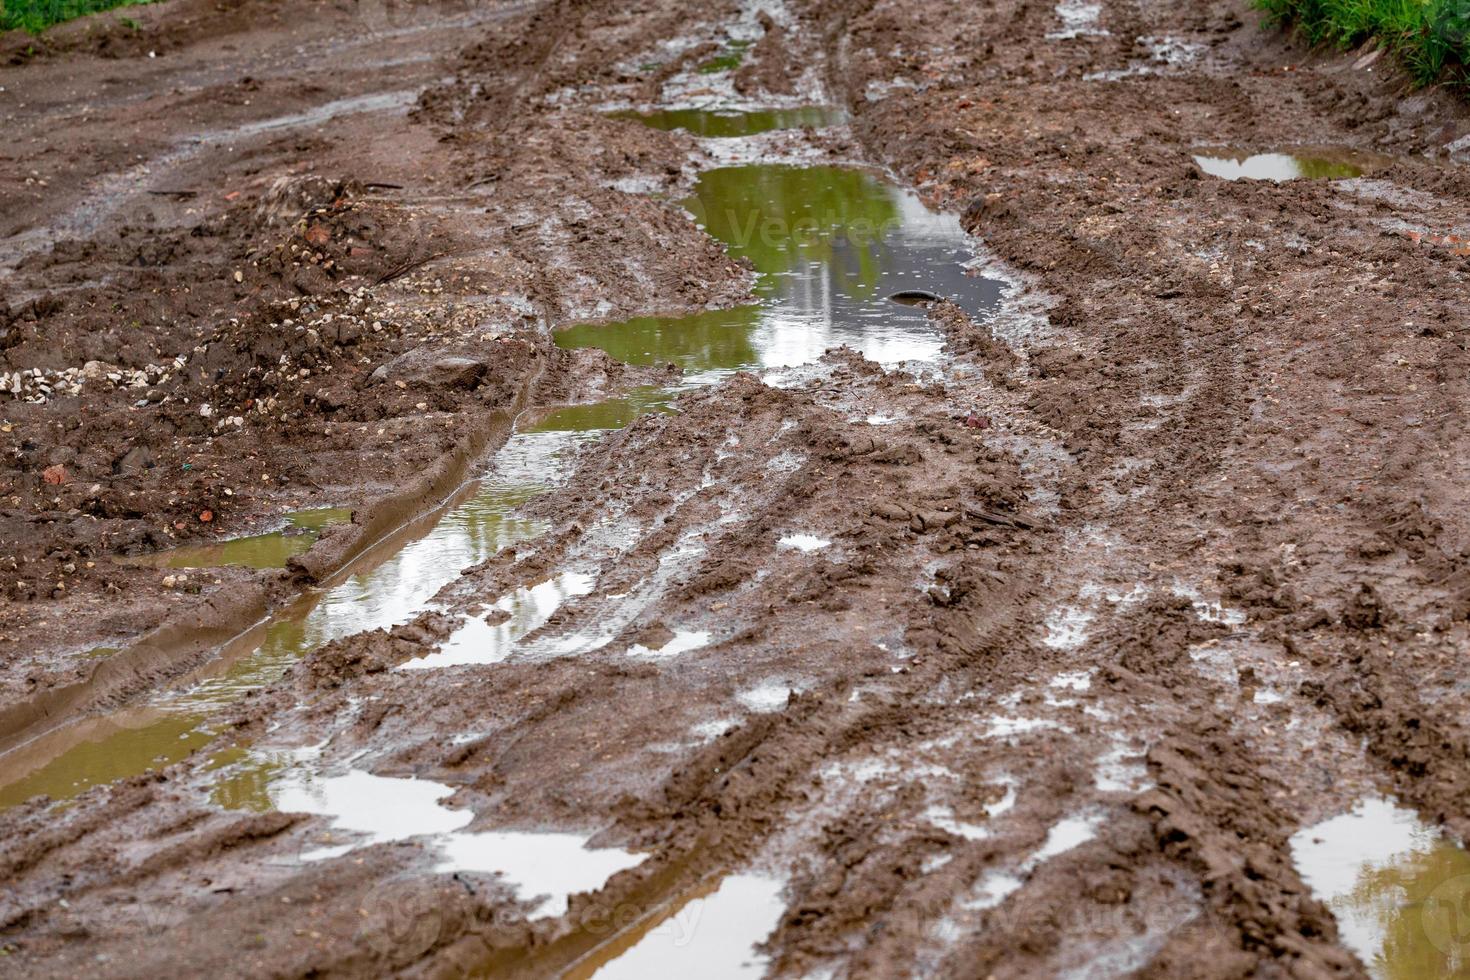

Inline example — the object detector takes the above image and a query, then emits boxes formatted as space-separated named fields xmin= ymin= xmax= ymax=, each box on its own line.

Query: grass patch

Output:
xmin=1 ymin=0 xmax=156 ymax=34
xmin=1254 ymin=0 xmax=1470 ymax=87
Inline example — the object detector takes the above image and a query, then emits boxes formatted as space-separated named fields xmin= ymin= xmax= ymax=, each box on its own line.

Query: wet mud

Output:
xmin=3 ymin=0 xmax=1470 ymax=976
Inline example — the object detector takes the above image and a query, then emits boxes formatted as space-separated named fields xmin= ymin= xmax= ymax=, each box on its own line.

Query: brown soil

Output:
xmin=2 ymin=0 xmax=1470 ymax=975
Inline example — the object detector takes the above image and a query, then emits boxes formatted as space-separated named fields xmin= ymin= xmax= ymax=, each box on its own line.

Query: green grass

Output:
xmin=1255 ymin=0 xmax=1470 ymax=87
xmin=1 ymin=0 xmax=155 ymax=34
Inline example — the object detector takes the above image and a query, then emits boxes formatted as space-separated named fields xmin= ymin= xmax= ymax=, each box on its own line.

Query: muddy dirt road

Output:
xmin=3 ymin=0 xmax=1470 ymax=975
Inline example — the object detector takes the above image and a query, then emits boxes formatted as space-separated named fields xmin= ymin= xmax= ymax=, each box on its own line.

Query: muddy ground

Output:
xmin=2 ymin=0 xmax=1470 ymax=975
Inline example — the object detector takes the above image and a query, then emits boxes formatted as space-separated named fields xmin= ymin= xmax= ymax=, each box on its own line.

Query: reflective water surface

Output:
xmin=216 ymin=765 xmax=645 ymax=917
xmin=0 ymin=434 xmax=567 ymax=809
xmin=558 ymin=163 xmax=1002 ymax=375
xmin=568 ymin=874 xmax=787 ymax=979
xmin=1 ymin=145 xmax=997 ymax=863
xmin=1292 ymin=798 xmax=1470 ymax=978
xmin=125 ymin=507 xmax=354 ymax=570
xmin=1192 ymin=148 xmax=1383 ymax=182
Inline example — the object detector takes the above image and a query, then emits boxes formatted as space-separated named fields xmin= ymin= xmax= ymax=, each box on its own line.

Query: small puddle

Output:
xmin=123 ymin=507 xmax=353 ymax=570
xmin=609 ymin=105 xmax=846 ymax=139
xmin=557 ymin=163 xmax=1003 ymax=375
xmin=1028 ymin=813 xmax=1102 ymax=865
xmin=229 ymin=767 xmax=644 ymax=917
xmin=777 ymin=533 xmax=829 ymax=552
xmin=737 ymin=680 xmax=796 ymax=713
xmin=406 ymin=571 xmax=597 ymax=669
xmin=1192 ymin=148 xmax=1385 ymax=182
xmin=1291 ymin=798 xmax=1470 ymax=977
xmin=523 ymin=386 xmax=678 ymax=433
xmin=628 ymin=629 xmax=712 ymax=658
xmin=568 ymin=873 xmax=786 ymax=979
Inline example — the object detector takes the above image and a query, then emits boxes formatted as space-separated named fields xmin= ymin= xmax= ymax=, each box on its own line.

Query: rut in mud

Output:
xmin=4 ymin=0 xmax=1470 ymax=977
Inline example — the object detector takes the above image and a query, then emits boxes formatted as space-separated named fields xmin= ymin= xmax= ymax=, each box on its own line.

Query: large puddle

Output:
xmin=1292 ymin=798 xmax=1470 ymax=977
xmin=558 ymin=162 xmax=1001 ymax=376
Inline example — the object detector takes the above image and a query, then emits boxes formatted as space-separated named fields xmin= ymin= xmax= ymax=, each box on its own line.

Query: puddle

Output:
xmin=691 ymin=718 xmax=738 ymax=740
xmin=1048 ymin=0 xmax=1108 ymax=39
xmin=408 ymin=571 xmax=598 ymax=669
xmin=610 ymin=105 xmax=845 ymax=139
xmin=1192 ymin=148 xmax=1384 ymax=182
xmin=737 ymin=680 xmax=795 ymax=712
xmin=628 ymin=629 xmax=712 ymax=658
xmin=777 ymin=533 xmax=829 ymax=552
xmin=0 ymin=712 xmax=214 ymax=811
xmin=569 ymin=873 xmax=786 ymax=979
xmin=252 ymin=768 xmax=643 ymax=917
xmin=557 ymin=163 xmax=1003 ymax=376
xmin=1094 ymin=745 xmax=1151 ymax=794
xmin=985 ymin=715 xmax=1062 ymax=738
xmin=124 ymin=507 xmax=353 ymax=570
xmin=524 ymin=386 xmax=678 ymax=433
xmin=926 ymin=805 xmax=994 ymax=841
xmin=1291 ymin=798 xmax=1470 ymax=977
xmin=1031 ymin=813 xmax=1103 ymax=866
xmin=964 ymin=870 xmax=1025 ymax=911
xmin=1049 ymin=670 xmax=1092 ymax=692
xmin=0 ymin=420 xmax=625 ymax=810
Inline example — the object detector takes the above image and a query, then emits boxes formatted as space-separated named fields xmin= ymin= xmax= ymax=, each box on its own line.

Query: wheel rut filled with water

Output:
xmin=4 ymin=0 xmax=1470 ymax=976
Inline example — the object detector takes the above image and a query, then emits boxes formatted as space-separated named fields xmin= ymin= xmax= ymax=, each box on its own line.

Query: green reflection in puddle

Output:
xmin=0 ymin=712 xmax=212 ymax=810
xmin=561 ymin=164 xmax=905 ymax=379
xmin=0 ymin=158 xmax=998 ymax=817
xmin=610 ymin=105 xmax=845 ymax=139
xmin=697 ymin=38 xmax=752 ymax=74
xmin=1192 ymin=148 xmax=1381 ymax=182
xmin=526 ymin=387 xmax=680 ymax=433
xmin=168 ymin=490 xmax=545 ymax=715
xmin=127 ymin=507 xmax=354 ymax=570
xmin=688 ymin=164 xmax=900 ymax=287
xmin=207 ymin=747 xmax=283 ymax=814
xmin=1293 ymin=798 xmax=1470 ymax=978
xmin=0 ymin=400 xmax=664 ymax=813
xmin=556 ymin=307 xmax=763 ymax=374
xmin=558 ymin=163 xmax=1000 ymax=376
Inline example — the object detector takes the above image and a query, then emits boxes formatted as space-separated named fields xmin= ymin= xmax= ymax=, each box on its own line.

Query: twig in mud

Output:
xmin=374 ymin=251 xmax=447 ymax=286
xmin=361 ymin=182 xmax=405 ymax=191
xmin=146 ymin=190 xmax=199 ymax=199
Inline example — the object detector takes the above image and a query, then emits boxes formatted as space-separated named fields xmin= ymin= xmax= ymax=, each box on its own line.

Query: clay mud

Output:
xmin=3 ymin=0 xmax=1470 ymax=976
